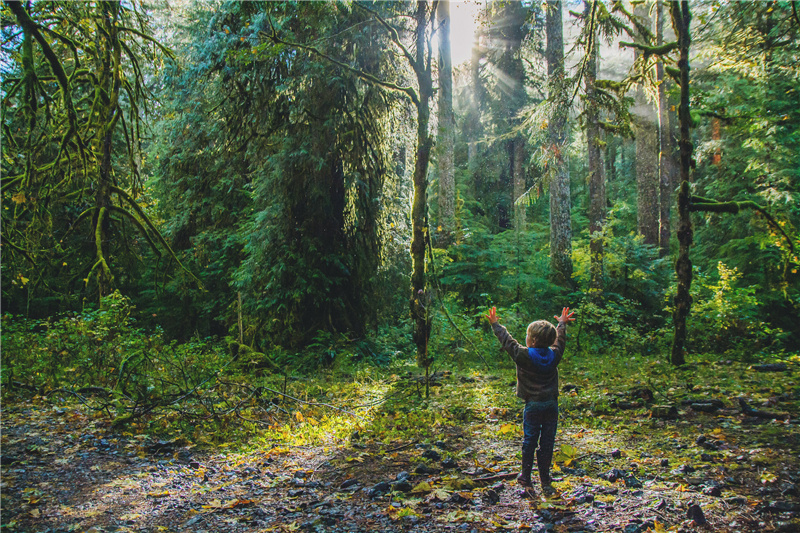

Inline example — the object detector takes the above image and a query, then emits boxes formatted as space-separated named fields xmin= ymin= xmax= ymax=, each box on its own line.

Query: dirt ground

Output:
xmin=2 ymin=396 xmax=799 ymax=533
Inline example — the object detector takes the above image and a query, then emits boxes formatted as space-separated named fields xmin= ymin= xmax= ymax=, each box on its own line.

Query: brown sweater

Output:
xmin=492 ymin=321 xmax=567 ymax=402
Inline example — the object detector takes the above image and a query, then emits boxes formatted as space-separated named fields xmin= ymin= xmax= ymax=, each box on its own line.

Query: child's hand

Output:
xmin=485 ymin=306 xmax=499 ymax=324
xmin=555 ymin=307 xmax=576 ymax=324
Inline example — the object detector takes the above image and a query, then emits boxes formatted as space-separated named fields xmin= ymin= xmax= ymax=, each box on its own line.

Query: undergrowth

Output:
xmin=2 ymin=292 xmax=798 ymax=456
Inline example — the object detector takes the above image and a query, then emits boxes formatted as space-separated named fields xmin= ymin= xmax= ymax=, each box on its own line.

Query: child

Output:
xmin=485 ymin=306 xmax=575 ymax=495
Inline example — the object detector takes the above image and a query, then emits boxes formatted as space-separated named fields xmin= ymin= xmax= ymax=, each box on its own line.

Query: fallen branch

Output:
xmin=473 ymin=472 xmax=517 ymax=483
xmin=738 ymin=398 xmax=790 ymax=421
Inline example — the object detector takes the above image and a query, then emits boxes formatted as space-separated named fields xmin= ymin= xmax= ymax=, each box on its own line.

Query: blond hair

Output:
xmin=527 ymin=320 xmax=556 ymax=348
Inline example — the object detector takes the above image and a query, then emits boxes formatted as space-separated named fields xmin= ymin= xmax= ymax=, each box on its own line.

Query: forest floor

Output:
xmin=2 ymin=355 xmax=800 ymax=533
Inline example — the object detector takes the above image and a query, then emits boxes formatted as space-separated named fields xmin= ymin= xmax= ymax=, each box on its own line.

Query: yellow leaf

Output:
xmin=411 ymin=481 xmax=432 ymax=493
xmin=294 ymin=411 xmax=304 ymax=422
xmin=147 ymin=490 xmax=170 ymax=498
xmin=18 ymin=273 xmax=29 ymax=286
xmin=11 ymin=192 xmax=26 ymax=204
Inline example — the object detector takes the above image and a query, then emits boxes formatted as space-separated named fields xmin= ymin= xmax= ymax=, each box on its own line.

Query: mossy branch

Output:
xmin=110 ymin=186 xmax=203 ymax=289
xmin=691 ymin=196 xmax=796 ymax=255
xmin=5 ymin=1 xmax=85 ymax=158
xmin=92 ymin=207 xmax=113 ymax=285
xmin=262 ymin=26 xmax=420 ymax=109
xmin=665 ymin=66 xmax=681 ymax=84
xmin=620 ymin=40 xmax=678 ymax=59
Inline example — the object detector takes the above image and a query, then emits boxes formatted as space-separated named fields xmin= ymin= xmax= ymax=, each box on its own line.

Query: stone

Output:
xmin=650 ymin=405 xmax=678 ymax=419
xmin=441 ymin=457 xmax=458 ymax=469
xmin=687 ymin=503 xmax=707 ymax=525
xmin=611 ymin=449 xmax=622 ymax=459
xmin=414 ymin=463 xmax=440 ymax=475
xmin=604 ymin=468 xmax=627 ymax=483
xmin=391 ymin=480 xmax=412 ymax=493
xmin=484 ymin=489 xmax=500 ymax=504
xmin=368 ymin=481 xmax=391 ymax=498
xmin=339 ymin=479 xmax=359 ymax=489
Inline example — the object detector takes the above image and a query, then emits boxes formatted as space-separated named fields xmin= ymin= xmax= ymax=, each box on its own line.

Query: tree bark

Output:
xmin=585 ymin=0 xmax=605 ymax=293
xmin=670 ymin=0 xmax=692 ymax=366
xmin=409 ymin=1 xmax=434 ymax=377
xmin=634 ymin=2 xmax=660 ymax=247
xmin=436 ymin=0 xmax=455 ymax=246
xmin=657 ymin=0 xmax=675 ymax=257
xmin=546 ymin=0 xmax=573 ymax=288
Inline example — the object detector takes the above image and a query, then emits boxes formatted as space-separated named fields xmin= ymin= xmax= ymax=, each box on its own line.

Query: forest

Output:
xmin=1 ymin=0 xmax=799 ymax=531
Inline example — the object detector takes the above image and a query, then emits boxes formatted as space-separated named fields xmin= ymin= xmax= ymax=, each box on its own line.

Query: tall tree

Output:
xmin=268 ymin=1 xmax=437 ymax=378
xmin=546 ymin=0 xmax=573 ymax=287
xmin=633 ymin=1 xmax=660 ymax=247
xmin=583 ymin=0 xmax=606 ymax=292
xmin=436 ymin=0 xmax=455 ymax=245
xmin=1 ymin=0 xmax=191 ymax=311
xmin=154 ymin=2 xmax=396 ymax=346
xmin=656 ymin=0 xmax=676 ymax=257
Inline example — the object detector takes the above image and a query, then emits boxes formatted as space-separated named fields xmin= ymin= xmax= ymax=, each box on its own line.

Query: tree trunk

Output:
xmin=634 ymin=2 xmax=659 ymax=247
xmin=657 ymin=0 xmax=675 ymax=257
xmin=436 ymin=0 xmax=455 ymax=246
xmin=513 ymin=137 xmax=526 ymax=231
xmin=670 ymin=0 xmax=692 ymax=366
xmin=409 ymin=1 xmax=434 ymax=381
xmin=95 ymin=2 xmax=123 ymax=300
xmin=585 ymin=0 xmax=605 ymax=293
xmin=546 ymin=0 xmax=573 ymax=288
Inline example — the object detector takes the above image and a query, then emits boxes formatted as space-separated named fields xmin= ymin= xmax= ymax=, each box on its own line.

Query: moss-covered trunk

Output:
xmin=670 ymin=0 xmax=692 ymax=366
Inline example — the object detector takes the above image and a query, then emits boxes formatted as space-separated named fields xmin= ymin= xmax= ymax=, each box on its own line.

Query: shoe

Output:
xmin=541 ymin=483 xmax=556 ymax=496
xmin=516 ymin=474 xmax=532 ymax=487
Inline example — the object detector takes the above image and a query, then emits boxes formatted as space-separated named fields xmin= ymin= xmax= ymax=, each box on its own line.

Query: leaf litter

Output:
xmin=1 ymin=353 xmax=799 ymax=532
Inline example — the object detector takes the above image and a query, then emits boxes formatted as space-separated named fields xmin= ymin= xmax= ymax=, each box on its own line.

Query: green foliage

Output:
xmin=2 ymin=292 xmax=230 ymax=417
xmin=687 ymin=262 xmax=787 ymax=355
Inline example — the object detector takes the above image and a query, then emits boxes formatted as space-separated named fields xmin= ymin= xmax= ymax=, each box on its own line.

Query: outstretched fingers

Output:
xmin=554 ymin=307 xmax=576 ymax=323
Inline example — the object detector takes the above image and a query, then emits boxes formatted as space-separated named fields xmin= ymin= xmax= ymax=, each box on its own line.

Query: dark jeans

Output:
xmin=521 ymin=399 xmax=558 ymax=483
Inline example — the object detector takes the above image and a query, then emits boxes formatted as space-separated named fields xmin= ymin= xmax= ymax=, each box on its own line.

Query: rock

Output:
xmin=448 ymin=492 xmax=471 ymax=505
xmin=288 ymin=489 xmax=305 ymax=497
xmin=391 ymin=480 xmax=412 ymax=493
xmin=671 ymin=464 xmax=695 ymax=475
xmin=604 ymin=468 xmax=627 ymax=483
xmin=484 ymin=489 xmax=500 ymax=504
xmin=700 ymin=453 xmax=716 ymax=463
xmin=368 ymin=481 xmax=392 ymax=498
xmin=441 ymin=457 xmax=458 ymax=469
xmin=189 ymin=460 xmax=202 ymax=469
xmin=414 ymin=463 xmax=440 ymax=475
xmin=695 ymin=435 xmax=707 ymax=445
xmin=339 ymin=479 xmax=359 ymax=489
xmin=624 ymin=523 xmax=643 ymax=533
xmin=702 ymin=485 xmax=722 ymax=497
xmin=650 ymin=405 xmax=678 ymax=419
xmin=396 ymin=471 xmax=410 ymax=481
xmin=691 ymin=402 xmax=719 ymax=413
xmin=660 ymin=458 xmax=670 ymax=467
xmin=726 ymin=496 xmax=747 ymax=505
xmin=763 ymin=501 xmax=800 ymax=513
xmin=435 ymin=440 xmax=448 ymax=449
xmin=752 ymin=363 xmax=788 ymax=372
xmin=625 ymin=476 xmax=643 ymax=489
xmin=491 ymin=482 xmax=505 ymax=492
xmin=421 ymin=448 xmax=441 ymax=461
xmin=611 ymin=449 xmax=622 ymax=459
xmin=687 ymin=503 xmax=707 ymax=525
xmin=568 ymin=487 xmax=594 ymax=504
